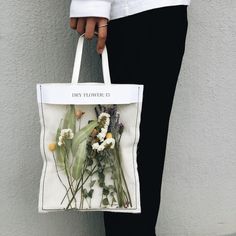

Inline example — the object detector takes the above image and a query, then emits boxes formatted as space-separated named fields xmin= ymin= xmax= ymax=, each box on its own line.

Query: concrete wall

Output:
xmin=0 ymin=0 xmax=235 ymax=235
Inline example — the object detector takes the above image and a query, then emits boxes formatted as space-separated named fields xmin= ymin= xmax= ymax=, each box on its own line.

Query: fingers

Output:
xmin=70 ymin=18 xmax=78 ymax=30
xmin=85 ymin=18 xmax=96 ymax=39
xmin=70 ymin=17 xmax=86 ymax=34
xmin=70 ymin=17 xmax=108 ymax=54
xmin=97 ymin=19 xmax=108 ymax=54
xmin=77 ymin=18 xmax=86 ymax=34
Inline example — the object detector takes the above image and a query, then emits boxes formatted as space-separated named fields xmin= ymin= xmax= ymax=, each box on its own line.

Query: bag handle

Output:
xmin=71 ymin=33 xmax=111 ymax=84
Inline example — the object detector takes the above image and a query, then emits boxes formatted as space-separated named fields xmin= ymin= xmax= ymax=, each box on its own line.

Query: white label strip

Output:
xmin=37 ymin=83 xmax=144 ymax=105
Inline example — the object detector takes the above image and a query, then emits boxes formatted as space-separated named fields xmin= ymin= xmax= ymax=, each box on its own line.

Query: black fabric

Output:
xmin=104 ymin=5 xmax=188 ymax=236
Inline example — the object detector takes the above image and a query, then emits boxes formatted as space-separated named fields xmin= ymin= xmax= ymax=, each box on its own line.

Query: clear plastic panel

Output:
xmin=39 ymin=103 xmax=141 ymax=213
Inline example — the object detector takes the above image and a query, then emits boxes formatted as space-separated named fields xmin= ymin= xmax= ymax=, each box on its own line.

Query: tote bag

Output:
xmin=37 ymin=34 xmax=144 ymax=213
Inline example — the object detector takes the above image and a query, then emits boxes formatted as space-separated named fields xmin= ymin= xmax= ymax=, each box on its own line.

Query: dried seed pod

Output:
xmin=75 ymin=110 xmax=85 ymax=119
xmin=48 ymin=143 xmax=57 ymax=152
xmin=106 ymin=132 xmax=113 ymax=139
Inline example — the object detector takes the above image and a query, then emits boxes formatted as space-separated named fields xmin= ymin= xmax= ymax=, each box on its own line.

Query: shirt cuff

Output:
xmin=70 ymin=0 xmax=112 ymax=20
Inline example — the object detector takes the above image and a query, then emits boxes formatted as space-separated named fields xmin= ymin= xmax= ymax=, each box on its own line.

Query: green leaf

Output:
xmin=63 ymin=105 xmax=76 ymax=133
xmin=55 ymin=146 xmax=66 ymax=166
xmin=98 ymin=172 xmax=105 ymax=180
xmin=56 ymin=127 xmax=61 ymax=142
xmin=88 ymin=189 xmax=94 ymax=198
xmin=102 ymin=198 xmax=109 ymax=206
xmin=97 ymin=154 xmax=104 ymax=161
xmin=90 ymin=180 xmax=96 ymax=188
xmin=103 ymin=186 xmax=109 ymax=191
xmin=86 ymin=158 xmax=93 ymax=166
xmin=64 ymin=139 xmax=72 ymax=153
xmin=72 ymin=139 xmax=87 ymax=180
xmin=82 ymin=188 xmax=88 ymax=198
xmin=103 ymin=188 xmax=109 ymax=196
xmin=97 ymin=166 xmax=103 ymax=173
xmin=98 ymin=178 xmax=104 ymax=185
xmin=72 ymin=120 xmax=98 ymax=155
xmin=99 ymin=182 xmax=105 ymax=188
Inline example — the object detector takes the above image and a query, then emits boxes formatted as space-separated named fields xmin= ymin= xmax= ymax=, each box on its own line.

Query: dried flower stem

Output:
xmin=79 ymin=173 xmax=84 ymax=209
xmin=51 ymin=152 xmax=71 ymax=206
xmin=63 ymin=146 xmax=76 ymax=208
xmin=66 ymin=164 xmax=98 ymax=209
xmin=113 ymin=146 xmax=132 ymax=207
xmin=60 ymin=179 xmax=76 ymax=205
xmin=89 ymin=165 xmax=93 ymax=208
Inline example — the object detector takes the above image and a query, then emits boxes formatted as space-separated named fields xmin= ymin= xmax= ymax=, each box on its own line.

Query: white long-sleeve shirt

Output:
xmin=70 ymin=0 xmax=191 ymax=21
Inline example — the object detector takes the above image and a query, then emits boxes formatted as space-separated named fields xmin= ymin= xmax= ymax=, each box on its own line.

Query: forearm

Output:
xmin=70 ymin=0 xmax=113 ymax=20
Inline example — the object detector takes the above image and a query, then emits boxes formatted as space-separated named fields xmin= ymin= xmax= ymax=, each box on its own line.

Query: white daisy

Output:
xmin=105 ymin=118 xmax=110 ymax=126
xmin=60 ymin=129 xmax=74 ymax=139
xmin=58 ymin=141 xmax=63 ymax=146
xmin=68 ymin=132 xmax=74 ymax=139
xmin=92 ymin=142 xmax=100 ymax=150
xmin=58 ymin=128 xmax=74 ymax=146
xmin=97 ymin=132 xmax=105 ymax=141
xmin=97 ymin=144 xmax=105 ymax=152
xmin=98 ymin=112 xmax=110 ymax=122
xmin=101 ymin=127 xmax=107 ymax=135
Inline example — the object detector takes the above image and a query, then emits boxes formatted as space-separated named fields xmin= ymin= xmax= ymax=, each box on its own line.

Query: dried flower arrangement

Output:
xmin=48 ymin=104 xmax=132 ymax=210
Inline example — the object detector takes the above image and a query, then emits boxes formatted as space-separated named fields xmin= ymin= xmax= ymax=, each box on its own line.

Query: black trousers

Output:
xmin=104 ymin=5 xmax=188 ymax=236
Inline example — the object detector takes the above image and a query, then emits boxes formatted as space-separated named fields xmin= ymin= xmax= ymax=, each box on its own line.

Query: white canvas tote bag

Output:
xmin=37 ymin=35 xmax=144 ymax=213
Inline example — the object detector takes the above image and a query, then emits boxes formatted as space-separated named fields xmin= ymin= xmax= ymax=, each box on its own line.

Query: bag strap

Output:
xmin=71 ymin=33 xmax=111 ymax=85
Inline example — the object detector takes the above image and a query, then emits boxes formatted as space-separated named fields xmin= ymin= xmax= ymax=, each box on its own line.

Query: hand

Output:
xmin=70 ymin=17 xmax=108 ymax=54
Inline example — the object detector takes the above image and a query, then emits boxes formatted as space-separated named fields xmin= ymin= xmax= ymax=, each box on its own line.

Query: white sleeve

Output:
xmin=70 ymin=0 xmax=112 ymax=20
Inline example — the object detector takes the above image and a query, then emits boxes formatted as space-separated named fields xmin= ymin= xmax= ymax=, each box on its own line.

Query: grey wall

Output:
xmin=0 ymin=0 xmax=235 ymax=235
